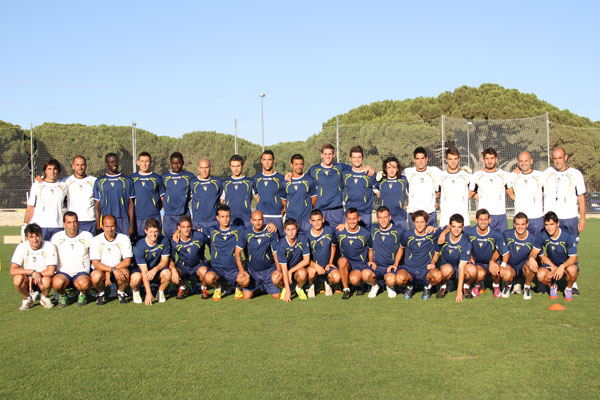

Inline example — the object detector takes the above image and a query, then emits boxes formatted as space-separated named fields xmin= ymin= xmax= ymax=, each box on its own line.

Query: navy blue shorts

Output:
xmin=114 ymin=217 xmax=130 ymax=235
xmin=78 ymin=221 xmax=97 ymax=234
xmin=489 ymin=214 xmax=508 ymax=233
xmin=56 ymin=271 xmax=90 ymax=287
xmin=323 ymin=208 xmax=345 ymax=228
xmin=163 ymin=215 xmax=181 ymax=238
xmin=559 ymin=217 xmax=579 ymax=237
xmin=245 ymin=266 xmax=280 ymax=294
xmin=527 ymin=217 xmax=544 ymax=236
xmin=358 ymin=212 xmax=372 ymax=230
xmin=175 ymin=263 xmax=205 ymax=279
xmin=371 ymin=265 xmax=388 ymax=279
xmin=541 ymin=263 xmax=579 ymax=273
xmin=325 ymin=266 xmax=338 ymax=276
xmin=263 ymin=216 xmax=283 ymax=238
xmin=408 ymin=211 xmax=438 ymax=229
xmin=399 ymin=265 xmax=429 ymax=285
xmin=193 ymin=220 xmax=218 ymax=231
xmin=348 ymin=260 xmax=369 ymax=272
xmin=42 ymin=227 xmax=62 ymax=241
xmin=210 ymin=266 xmax=239 ymax=286
xmin=136 ymin=217 xmax=161 ymax=238
xmin=510 ymin=260 xmax=527 ymax=277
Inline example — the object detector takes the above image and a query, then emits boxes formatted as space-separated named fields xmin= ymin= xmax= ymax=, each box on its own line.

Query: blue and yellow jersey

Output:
xmin=373 ymin=176 xmax=409 ymax=221
xmin=222 ymin=176 xmax=254 ymax=224
xmin=131 ymin=172 xmax=164 ymax=219
xmin=371 ymin=223 xmax=403 ymax=267
xmin=437 ymin=232 xmax=471 ymax=268
xmin=538 ymin=229 xmax=578 ymax=266
xmin=170 ymin=231 xmax=207 ymax=269
xmin=464 ymin=226 xmax=508 ymax=264
xmin=236 ymin=226 xmax=279 ymax=271
xmin=191 ymin=176 xmax=223 ymax=224
xmin=134 ymin=235 xmax=170 ymax=268
xmin=276 ymin=233 xmax=310 ymax=268
xmin=342 ymin=169 xmax=374 ymax=214
xmin=93 ymin=173 xmax=135 ymax=219
xmin=400 ymin=228 xmax=441 ymax=268
xmin=161 ymin=171 xmax=195 ymax=216
xmin=334 ymin=226 xmax=372 ymax=264
xmin=306 ymin=226 xmax=337 ymax=267
xmin=503 ymin=229 xmax=541 ymax=266
xmin=204 ymin=225 xmax=242 ymax=269
xmin=253 ymin=172 xmax=286 ymax=217
xmin=285 ymin=174 xmax=317 ymax=221
xmin=308 ymin=163 xmax=349 ymax=210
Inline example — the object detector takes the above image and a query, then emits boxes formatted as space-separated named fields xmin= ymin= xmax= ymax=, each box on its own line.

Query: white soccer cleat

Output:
xmin=132 ymin=290 xmax=142 ymax=304
xmin=386 ymin=284 xmax=397 ymax=298
xmin=324 ymin=281 xmax=333 ymax=297
xmin=30 ymin=291 xmax=40 ymax=301
xmin=19 ymin=297 xmax=33 ymax=311
xmin=511 ymin=283 xmax=522 ymax=294
xmin=307 ymin=285 xmax=315 ymax=298
xmin=157 ymin=291 xmax=166 ymax=303
xmin=40 ymin=296 xmax=54 ymax=309
xmin=368 ymin=284 xmax=379 ymax=299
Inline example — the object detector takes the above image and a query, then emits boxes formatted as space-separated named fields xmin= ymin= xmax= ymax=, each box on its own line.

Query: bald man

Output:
xmin=507 ymin=151 xmax=545 ymax=235
xmin=191 ymin=158 xmax=223 ymax=231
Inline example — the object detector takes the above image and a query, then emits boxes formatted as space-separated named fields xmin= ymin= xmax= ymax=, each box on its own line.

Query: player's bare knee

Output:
xmin=337 ymin=257 xmax=349 ymax=271
xmin=384 ymin=273 xmax=395 ymax=286
xmin=329 ymin=270 xmax=341 ymax=284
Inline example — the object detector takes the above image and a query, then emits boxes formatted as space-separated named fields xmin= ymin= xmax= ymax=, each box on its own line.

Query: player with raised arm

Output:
xmin=131 ymin=152 xmax=164 ymax=238
xmin=285 ymin=154 xmax=318 ymax=233
xmin=373 ymin=157 xmax=409 ymax=230
xmin=131 ymin=218 xmax=172 ymax=305
xmin=253 ymin=150 xmax=286 ymax=236
xmin=191 ymin=158 xmax=223 ymax=231
xmin=161 ymin=152 xmax=195 ymax=238
xmin=222 ymin=155 xmax=254 ymax=227
xmin=24 ymin=159 xmax=68 ymax=240
xmin=11 ymin=223 xmax=57 ymax=310
xmin=370 ymin=206 xmax=404 ymax=299
xmin=404 ymin=147 xmax=442 ymax=228
xmin=90 ymin=215 xmax=133 ymax=305
xmin=276 ymin=218 xmax=311 ymax=301
xmin=51 ymin=212 xmax=93 ymax=308
xmin=342 ymin=145 xmax=375 ymax=229
xmin=469 ymin=147 xmax=511 ymax=232
xmin=504 ymin=213 xmax=542 ymax=300
xmin=64 ymin=155 xmax=97 ymax=234
xmin=93 ymin=153 xmax=135 ymax=236
xmin=438 ymin=147 xmax=471 ymax=227
xmin=306 ymin=209 xmax=338 ymax=297
xmin=506 ymin=151 xmax=545 ymax=235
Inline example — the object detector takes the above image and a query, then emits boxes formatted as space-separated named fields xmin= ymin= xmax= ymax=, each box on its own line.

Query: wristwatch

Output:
xmin=111 ymin=266 xmax=115 ymax=273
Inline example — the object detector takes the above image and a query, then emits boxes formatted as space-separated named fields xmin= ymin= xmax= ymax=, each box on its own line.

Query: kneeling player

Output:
xmin=131 ymin=218 xmax=172 ymax=305
xmin=504 ymin=213 xmax=542 ymax=300
xmin=306 ymin=209 xmax=339 ymax=297
xmin=277 ymin=219 xmax=311 ymax=301
xmin=169 ymin=215 xmax=208 ymax=299
xmin=371 ymin=206 xmax=404 ymax=298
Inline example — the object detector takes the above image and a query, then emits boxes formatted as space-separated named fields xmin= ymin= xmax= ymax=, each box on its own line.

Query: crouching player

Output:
xmin=10 ymin=223 xmax=57 ymax=310
xmin=389 ymin=210 xmax=442 ymax=300
xmin=306 ymin=209 xmax=338 ymax=297
xmin=51 ymin=212 xmax=94 ymax=308
xmin=371 ymin=206 xmax=404 ymax=299
xmin=504 ymin=212 xmax=541 ymax=300
xmin=169 ymin=215 xmax=208 ymax=300
xmin=235 ymin=210 xmax=282 ymax=300
xmin=131 ymin=218 xmax=172 ymax=305
xmin=276 ymin=219 xmax=311 ymax=301
xmin=534 ymin=212 xmax=579 ymax=301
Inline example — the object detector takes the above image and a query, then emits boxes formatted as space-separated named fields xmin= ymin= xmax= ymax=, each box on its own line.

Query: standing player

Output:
xmin=253 ymin=150 xmax=286 ymax=236
xmin=51 ymin=212 xmax=94 ymax=308
xmin=90 ymin=215 xmax=133 ymax=305
xmin=438 ymin=147 xmax=471 ymax=227
xmin=285 ymin=154 xmax=318 ymax=233
xmin=469 ymin=148 xmax=512 ymax=232
xmin=93 ymin=153 xmax=135 ymax=236
xmin=191 ymin=158 xmax=223 ymax=230
xmin=131 ymin=152 xmax=165 ymax=238
xmin=504 ymin=213 xmax=542 ymax=299
xmin=373 ymin=157 xmax=409 ymax=230
xmin=10 ymin=223 xmax=57 ymax=310
xmin=24 ymin=159 xmax=68 ymax=240
xmin=222 ymin=155 xmax=254 ymax=227
xmin=276 ymin=219 xmax=311 ymax=301
xmin=507 ymin=151 xmax=545 ymax=235
xmin=305 ymin=209 xmax=339 ymax=297
xmin=370 ymin=206 xmax=404 ymax=299
xmin=64 ymin=155 xmax=97 ymax=234
xmin=404 ymin=147 xmax=442 ymax=228
xmin=131 ymin=218 xmax=172 ymax=305
xmin=342 ymin=146 xmax=375 ymax=229
xmin=162 ymin=152 xmax=195 ymax=238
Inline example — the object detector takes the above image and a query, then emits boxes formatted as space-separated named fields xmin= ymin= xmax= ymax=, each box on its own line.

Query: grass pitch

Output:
xmin=1 ymin=224 xmax=599 ymax=399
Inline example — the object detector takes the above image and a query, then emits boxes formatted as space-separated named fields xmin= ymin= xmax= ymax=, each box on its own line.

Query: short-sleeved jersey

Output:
xmin=204 ymin=225 xmax=243 ymax=269
xmin=469 ymin=169 xmax=511 ymax=215
xmin=64 ymin=175 xmax=96 ymax=222
xmin=342 ymin=169 xmax=374 ymax=214
xmin=334 ymin=226 xmax=372 ymax=264
xmin=161 ymin=170 xmax=195 ymax=216
xmin=510 ymin=170 xmax=544 ymax=219
xmin=27 ymin=180 xmax=68 ymax=228
xmin=51 ymin=230 xmax=93 ymax=275
xmin=89 ymin=232 xmax=133 ymax=267
xmin=308 ymin=163 xmax=348 ymax=210
xmin=543 ymin=167 xmax=586 ymax=219
xmin=464 ymin=226 xmax=508 ymax=264
xmin=404 ymin=166 xmax=442 ymax=213
xmin=538 ymin=228 xmax=578 ymax=266
xmin=276 ymin=234 xmax=310 ymax=268
xmin=222 ymin=176 xmax=254 ymax=224
xmin=503 ymin=229 xmax=540 ymax=266
xmin=134 ymin=236 xmax=170 ymax=268
xmin=236 ymin=226 xmax=279 ymax=271
xmin=253 ymin=172 xmax=286 ymax=217
xmin=170 ymin=231 xmax=207 ymax=269
xmin=400 ymin=228 xmax=441 ymax=268
xmin=131 ymin=172 xmax=164 ymax=219
xmin=285 ymin=174 xmax=317 ymax=221
xmin=191 ymin=177 xmax=223 ymax=223
xmin=371 ymin=223 xmax=403 ymax=267
xmin=306 ymin=226 xmax=337 ymax=267
xmin=438 ymin=233 xmax=472 ymax=268
xmin=11 ymin=241 xmax=58 ymax=272
xmin=373 ymin=176 xmax=408 ymax=221
xmin=93 ymin=174 xmax=135 ymax=219
xmin=438 ymin=170 xmax=471 ymax=226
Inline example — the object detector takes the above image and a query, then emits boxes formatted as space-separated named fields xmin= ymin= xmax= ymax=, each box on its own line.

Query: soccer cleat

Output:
xmin=176 ymin=286 xmax=188 ymax=300
xmin=77 ymin=293 xmax=88 ymax=306
xmin=403 ymin=286 xmax=414 ymax=300
xmin=234 ymin=288 xmax=243 ymax=300
xmin=368 ymin=284 xmax=379 ymax=299
xmin=96 ymin=293 xmax=106 ymax=306
xmin=572 ymin=284 xmax=580 ymax=295
xmin=201 ymin=288 xmax=210 ymax=300
xmin=422 ymin=286 xmax=431 ymax=300
xmin=523 ymin=286 xmax=532 ymax=300
xmin=38 ymin=296 xmax=53 ymax=309
xmin=564 ymin=288 xmax=573 ymax=301
xmin=158 ymin=291 xmax=166 ymax=303
xmin=355 ymin=284 xmax=365 ymax=296
xmin=471 ymin=285 xmax=480 ymax=298
xmin=436 ymin=286 xmax=447 ymax=299
xmin=280 ymin=288 xmax=287 ymax=300
xmin=463 ymin=287 xmax=473 ymax=299
xmin=212 ymin=288 xmax=222 ymax=301
xmin=307 ymin=285 xmax=316 ymax=298
xmin=341 ymin=289 xmax=352 ymax=300
xmin=511 ymin=283 xmax=523 ymax=294
xmin=30 ymin=291 xmax=40 ymax=301
xmin=118 ymin=292 xmax=128 ymax=304
xmin=295 ymin=286 xmax=307 ymax=300
xmin=132 ymin=290 xmax=142 ymax=304
xmin=58 ymin=294 xmax=68 ymax=309
xmin=19 ymin=297 xmax=33 ymax=311
xmin=324 ymin=281 xmax=333 ymax=297
xmin=501 ymin=283 xmax=511 ymax=298
xmin=549 ymin=283 xmax=558 ymax=299
xmin=386 ymin=284 xmax=397 ymax=298
xmin=493 ymin=286 xmax=501 ymax=298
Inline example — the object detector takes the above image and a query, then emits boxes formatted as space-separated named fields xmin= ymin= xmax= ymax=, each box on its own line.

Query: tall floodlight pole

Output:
xmin=259 ymin=93 xmax=265 ymax=152
xmin=234 ymin=118 xmax=238 ymax=154
xmin=132 ymin=122 xmax=137 ymax=172
xmin=466 ymin=121 xmax=473 ymax=170
xmin=30 ymin=123 xmax=34 ymax=184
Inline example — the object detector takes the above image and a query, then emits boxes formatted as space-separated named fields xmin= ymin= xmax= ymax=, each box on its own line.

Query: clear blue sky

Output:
xmin=2 ymin=1 xmax=598 ymax=145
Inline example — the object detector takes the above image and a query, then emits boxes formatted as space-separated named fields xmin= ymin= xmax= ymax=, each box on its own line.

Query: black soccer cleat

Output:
xmin=118 ymin=293 xmax=128 ymax=304
xmin=96 ymin=294 xmax=106 ymax=306
xmin=436 ymin=287 xmax=447 ymax=299
xmin=463 ymin=288 xmax=473 ymax=299
xmin=341 ymin=290 xmax=352 ymax=300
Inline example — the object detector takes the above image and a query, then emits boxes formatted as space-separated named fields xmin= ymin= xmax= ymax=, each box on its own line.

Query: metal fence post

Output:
xmin=336 ymin=116 xmax=340 ymax=162
xmin=441 ymin=115 xmax=445 ymax=169
xmin=234 ymin=119 xmax=238 ymax=154
xmin=131 ymin=122 xmax=137 ymax=173
xmin=546 ymin=112 xmax=550 ymax=168
xmin=29 ymin=123 xmax=34 ymax=185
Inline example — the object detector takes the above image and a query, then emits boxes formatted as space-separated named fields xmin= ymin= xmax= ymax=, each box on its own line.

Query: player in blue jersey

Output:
xmin=253 ymin=150 xmax=286 ymax=236
xmin=130 ymin=218 xmax=172 ymax=305
xmin=431 ymin=214 xmax=474 ymax=301
xmin=369 ymin=206 xmax=404 ymax=299
xmin=335 ymin=208 xmax=373 ymax=300
xmin=131 ymin=152 xmax=165 ymax=238
xmin=389 ymin=210 xmax=443 ymax=300
xmin=373 ymin=157 xmax=409 ymax=230
xmin=276 ymin=218 xmax=311 ymax=301
xmin=168 ymin=215 xmax=209 ymax=300
xmin=464 ymin=208 xmax=510 ymax=298
xmin=222 ymin=155 xmax=254 ymax=227
xmin=306 ymin=209 xmax=339 ymax=297
xmin=285 ymin=154 xmax=317 ymax=233
xmin=162 ymin=152 xmax=195 ymax=238
xmin=93 ymin=153 xmax=135 ymax=236
xmin=534 ymin=212 xmax=579 ymax=301
xmin=191 ymin=158 xmax=223 ymax=230
xmin=203 ymin=205 xmax=248 ymax=301
xmin=503 ymin=212 xmax=542 ymax=300
xmin=235 ymin=210 xmax=283 ymax=300
xmin=342 ymin=145 xmax=375 ymax=229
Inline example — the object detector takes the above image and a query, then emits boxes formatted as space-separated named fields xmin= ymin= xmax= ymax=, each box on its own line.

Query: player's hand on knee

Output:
xmin=387 ymin=265 xmax=397 ymax=273
xmin=368 ymin=261 xmax=377 ymax=271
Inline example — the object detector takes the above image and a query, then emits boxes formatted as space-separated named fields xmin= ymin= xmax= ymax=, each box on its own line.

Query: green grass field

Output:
xmin=1 ymin=224 xmax=599 ymax=399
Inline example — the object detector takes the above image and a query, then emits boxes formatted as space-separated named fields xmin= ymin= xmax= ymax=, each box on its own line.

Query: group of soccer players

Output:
xmin=11 ymin=143 xmax=586 ymax=309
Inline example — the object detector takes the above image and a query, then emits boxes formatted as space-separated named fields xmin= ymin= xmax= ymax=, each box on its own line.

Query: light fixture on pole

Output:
xmin=259 ymin=93 xmax=265 ymax=151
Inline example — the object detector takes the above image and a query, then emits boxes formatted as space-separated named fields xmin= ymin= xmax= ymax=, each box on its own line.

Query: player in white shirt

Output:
xmin=24 ymin=159 xmax=68 ymax=240
xmin=507 ymin=151 xmax=545 ymax=235
xmin=404 ymin=147 xmax=442 ymax=228
xmin=90 ymin=215 xmax=133 ymax=305
xmin=51 ymin=211 xmax=94 ymax=308
xmin=438 ymin=146 xmax=471 ymax=227
xmin=469 ymin=147 xmax=512 ymax=232
xmin=10 ymin=224 xmax=57 ymax=310
xmin=64 ymin=155 xmax=97 ymax=234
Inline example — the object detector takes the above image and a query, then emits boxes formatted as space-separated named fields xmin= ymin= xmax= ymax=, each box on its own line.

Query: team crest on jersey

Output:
xmin=173 ymin=179 xmax=178 ymax=185
xmin=388 ymin=183 xmax=393 ymax=189
xmin=489 ymin=178 xmax=493 ymax=184
xmin=479 ymin=243 xmax=483 ymax=248
xmin=523 ymin=179 xmax=528 ymax=185
xmin=349 ymin=240 xmax=354 ymax=246
xmin=451 ymin=179 xmax=455 ymax=185
xmin=152 ymin=251 xmax=156 ymax=258
xmin=234 ymin=184 xmax=239 ymax=190
xmin=449 ymin=249 xmax=453 ymax=254
xmin=203 ymin=186 xmax=207 ymax=191
xmin=293 ymin=184 xmax=299 ymax=190
xmin=420 ymin=178 xmax=424 ymax=183
xmin=325 ymin=170 xmax=329 ymax=175
xmin=552 ymin=245 xmax=555 ymax=251
xmin=264 ymin=181 xmax=268 ymax=186
xmin=79 ymin=184 xmax=83 ymax=190
xmin=32 ymin=256 xmax=37 ymax=263
xmin=49 ymin=189 xmax=54 ymax=195
xmin=257 ymin=238 xmax=262 ymax=245
xmin=186 ymin=248 xmax=191 ymax=253
xmin=142 ymin=181 xmax=146 ymax=187
xmin=381 ymin=236 xmax=386 ymax=242
xmin=516 ymin=246 xmax=521 ymax=252
xmin=354 ymin=178 xmax=358 ymax=184
xmin=110 ymin=182 xmax=114 ymax=187
xmin=70 ymin=243 xmax=75 ymax=250
xmin=417 ymin=242 xmax=422 ymax=247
